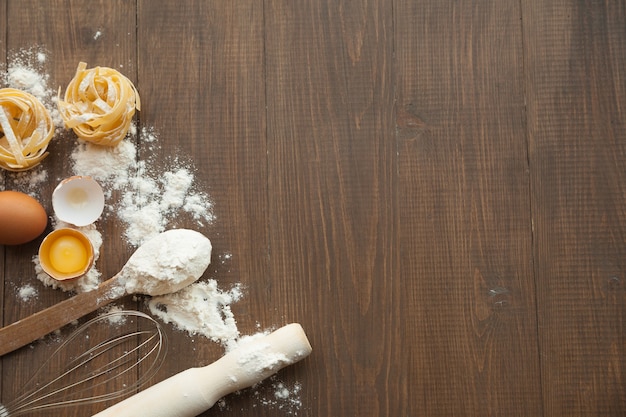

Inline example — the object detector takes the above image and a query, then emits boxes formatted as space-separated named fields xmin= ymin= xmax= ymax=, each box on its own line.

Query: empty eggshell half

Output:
xmin=52 ymin=176 xmax=105 ymax=227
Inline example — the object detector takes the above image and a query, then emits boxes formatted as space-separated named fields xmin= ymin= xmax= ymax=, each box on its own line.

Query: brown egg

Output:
xmin=0 ymin=191 xmax=48 ymax=245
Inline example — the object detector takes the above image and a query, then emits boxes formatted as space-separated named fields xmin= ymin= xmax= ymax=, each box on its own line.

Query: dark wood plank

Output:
xmin=1 ymin=1 xmax=137 ymax=415
xmin=2 ymin=0 xmax=139 ymax=316
xmin=265 ymin=1 xmax=402 ymax=415
xmin=395 ymin=1 xmax=542 ymax=415
xmin=136 ymin=1 xmax=268 ymax=414
xmin=523 ymin=1 xmax=626 ymax=415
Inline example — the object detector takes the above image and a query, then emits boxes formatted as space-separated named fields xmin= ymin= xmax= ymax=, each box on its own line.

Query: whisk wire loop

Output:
xmin=22 ymin=330 xmax=162 ymax=411
xmin=0 ymin=310 xmax=167 ymax=416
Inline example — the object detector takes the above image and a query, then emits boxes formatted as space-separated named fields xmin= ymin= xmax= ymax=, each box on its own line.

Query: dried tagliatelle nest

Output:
xmin=58 ymin=62 xmax=140 ymax=147
xmin=0 ymin=88 xmax=55 ymax=171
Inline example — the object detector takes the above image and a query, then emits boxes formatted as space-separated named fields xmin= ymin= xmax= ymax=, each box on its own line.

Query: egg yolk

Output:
xmin=48 ymin=236 xmax=89 ymax=274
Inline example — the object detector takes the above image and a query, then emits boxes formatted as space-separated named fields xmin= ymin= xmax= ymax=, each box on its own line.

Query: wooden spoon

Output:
xmin=0 ymin=229 xmax=211 ymax=357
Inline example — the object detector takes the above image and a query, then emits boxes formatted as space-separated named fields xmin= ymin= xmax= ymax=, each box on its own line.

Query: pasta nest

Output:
xmin=58 ymin=62 xmax=140 ymax=147
xmin=0 ymin=88 xmax=54 ymax=172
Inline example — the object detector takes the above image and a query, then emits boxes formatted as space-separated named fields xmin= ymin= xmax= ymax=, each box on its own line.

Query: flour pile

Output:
xmin=149 ymin=280 xmax=243 ymax=345
xmin=17 ymin=284 xmax=38 ymax=302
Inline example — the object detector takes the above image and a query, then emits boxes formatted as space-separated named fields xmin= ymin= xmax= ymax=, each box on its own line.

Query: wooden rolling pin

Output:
xmin=92 ymin=323 xmax=312 ymax=417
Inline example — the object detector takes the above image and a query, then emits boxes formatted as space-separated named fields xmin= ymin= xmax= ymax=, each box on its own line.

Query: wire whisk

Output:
xmin=0 ymin=310 xmax=167 ymax=416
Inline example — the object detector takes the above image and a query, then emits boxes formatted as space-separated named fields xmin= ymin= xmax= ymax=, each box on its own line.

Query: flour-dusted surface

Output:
xmin=3 ymin=47 xmax=62 ymax=127
xmin=148 ymin=280 xmax=242 ymax=345
xmin=70 ymin=131 xmax=215 ymax=247
xmin=17 ymin=284 xmax=38 ymax=302
xmin=150 ymin=290 xmax=308 ymax=413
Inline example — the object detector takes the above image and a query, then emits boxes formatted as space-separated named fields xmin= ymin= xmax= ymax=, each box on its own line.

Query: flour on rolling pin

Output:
xmin=92 ymin=323 xmax=312 ymax=417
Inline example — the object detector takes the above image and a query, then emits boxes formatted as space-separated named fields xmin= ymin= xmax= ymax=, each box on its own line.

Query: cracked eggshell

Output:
xmin=52 ymin=176 xmax=105 ymax=227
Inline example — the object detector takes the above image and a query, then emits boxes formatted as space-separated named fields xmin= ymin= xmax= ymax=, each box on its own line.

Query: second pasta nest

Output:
xmin=58 ymin=62 xmax=140 ymax=147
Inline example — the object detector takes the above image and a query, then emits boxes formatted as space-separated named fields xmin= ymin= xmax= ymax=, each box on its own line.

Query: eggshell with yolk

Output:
xmin=0 ymin=191 xmax=48 ymax=245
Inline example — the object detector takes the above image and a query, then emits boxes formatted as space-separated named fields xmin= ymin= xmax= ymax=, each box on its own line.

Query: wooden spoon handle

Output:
xmin=0 ymin=276 xmax=124 ymax=357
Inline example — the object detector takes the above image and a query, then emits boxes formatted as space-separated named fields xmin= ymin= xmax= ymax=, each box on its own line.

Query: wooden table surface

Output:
xmin=0 ymin=1 xmax=624 ymax=416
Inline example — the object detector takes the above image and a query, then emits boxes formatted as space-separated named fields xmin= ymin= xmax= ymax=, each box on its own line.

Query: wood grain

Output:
xmin=265 ymin=1 xmax=401 ymax=416
xmin=524 ymin=1 xmax=626 ymax=415
xmin=0 ymin=275 xmax=124 ymax=357
xmin=1 ymin=1 xmax=138 ymax=415
xmin=136 ymin=2 xmax=269 ymax=413
xmin=395 ymin=1 xmax=542 ymax=416
xmin=0 ymin=0 xmax=624 ymax=416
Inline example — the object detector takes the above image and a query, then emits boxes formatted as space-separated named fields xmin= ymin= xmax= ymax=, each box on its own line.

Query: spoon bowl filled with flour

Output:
xmin=0 ymin=228 xmax=212 ymax=356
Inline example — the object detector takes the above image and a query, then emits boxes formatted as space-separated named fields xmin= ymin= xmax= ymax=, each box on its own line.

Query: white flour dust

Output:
xmin=218 ymin=375 xmax=304 ymax=415
xmin=148 ymin=280 xmax=242 ymax=345
xmin=70 ymin=128 xmax=215 ymax=247
xmin=17 ymin=284 xmax=38 ymax=302
xmin=3 ymin=46 xmax=62 ymax=126
xmin=1 ymin=168 xmax=49 ymax=197
xmin=255 ymin=379 xmax=303 ymax=414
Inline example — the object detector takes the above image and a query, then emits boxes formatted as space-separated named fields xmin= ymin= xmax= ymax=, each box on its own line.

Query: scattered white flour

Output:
xmin=70 ymin=139 xmax=137 ymax=191
xmin=4 ymin=46 xmax=62 ymax=126
xmin=256 ymin=379 xmax=303 ymax=414
xmin=70 ymin=129 xmax=214 ymax=247
xmin=99 ymin=304 xmax=127 ymax=325
xmin=0 ymin=166 xmax=48 ymax=198
xmin=18 ymin=284 xmax=38 ymax=302
xmin=8 ymin=63 xmax=48 ymax=100
xmin=14 ymin=168 xmax=49 ymax=191
xmin=148 ymin=279 xmax=242 ymax=345
xmin=218 ymin=375 xmax=303 ymax=415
